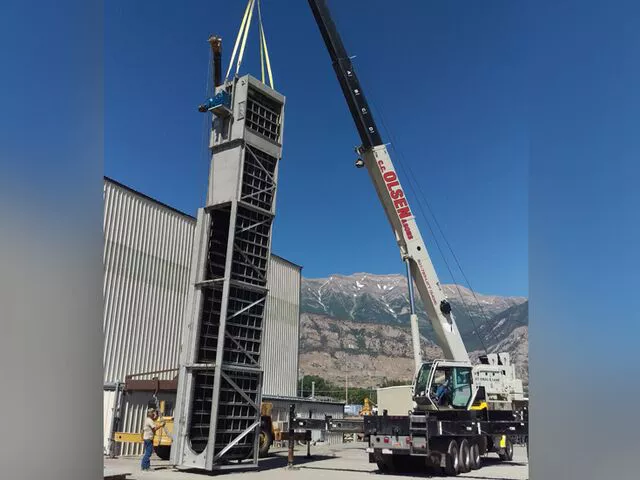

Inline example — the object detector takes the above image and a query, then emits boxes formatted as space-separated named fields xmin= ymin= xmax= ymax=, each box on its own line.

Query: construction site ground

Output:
xmin=104 ymin=442 xmax=529 ymax=480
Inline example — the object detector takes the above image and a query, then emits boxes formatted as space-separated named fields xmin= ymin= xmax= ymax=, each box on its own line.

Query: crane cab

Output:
xmin=413 ymin=360 xmax=476 ymax=411
xmin=413 ymin=356 xmax=526 ymax=413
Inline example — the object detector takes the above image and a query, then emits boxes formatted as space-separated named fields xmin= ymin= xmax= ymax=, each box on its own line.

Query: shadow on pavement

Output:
xmin=477 ymin=457 xmax=529 ymax=468
xmin=138 ymin=451 xmax=527 ymax=479
xmin=171 ymin=452 xmax=337 ymax=475
xmin=256 ymin=453 xmax=336 ymax=472
xmin=299 ymin=457 xmax=527 ymax=480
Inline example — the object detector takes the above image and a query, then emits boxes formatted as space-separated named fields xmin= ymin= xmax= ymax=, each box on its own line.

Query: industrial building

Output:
xmin=102 ymin=177 xmax=342 ymax=456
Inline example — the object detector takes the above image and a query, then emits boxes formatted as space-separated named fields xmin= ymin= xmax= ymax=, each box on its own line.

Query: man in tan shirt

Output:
xmin=141 ymin=408 xmax=165 ymax=471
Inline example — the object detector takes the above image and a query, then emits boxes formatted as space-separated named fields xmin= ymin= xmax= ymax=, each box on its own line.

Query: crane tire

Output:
xmin=458 ymin=439 xmax=471 ymax=473
xmin=442 ymin=439 xmax=460 ymax=476
xmin=469 ymin=442 xmax=481 ymax=470
xmin=376 ymin=455 xmax=396 ymax=473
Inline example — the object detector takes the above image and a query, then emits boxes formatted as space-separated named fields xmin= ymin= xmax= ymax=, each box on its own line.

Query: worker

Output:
xmin=435 ymin=375 xmax=452 ymax=406
xmin=141 ymin=408 xmax=165 ymax=471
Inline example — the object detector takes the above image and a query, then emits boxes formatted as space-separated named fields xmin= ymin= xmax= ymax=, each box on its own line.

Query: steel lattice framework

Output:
xmin=172 ymin=74 xmax=285 ymax=471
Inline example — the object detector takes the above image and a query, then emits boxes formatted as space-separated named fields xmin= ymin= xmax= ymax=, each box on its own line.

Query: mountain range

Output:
xmin=298 ymin=273 xmax=529 ymax=389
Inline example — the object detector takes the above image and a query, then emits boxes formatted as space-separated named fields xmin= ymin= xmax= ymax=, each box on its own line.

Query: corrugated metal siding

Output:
xmin=103 ymin=179 xmax=195 ymax=383
xmin=261 ymin=255 xmax=301 ymax=397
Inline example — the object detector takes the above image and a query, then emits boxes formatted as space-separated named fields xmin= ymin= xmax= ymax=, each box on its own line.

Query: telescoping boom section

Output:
xmin=307 ymin=0 xmax=469 ymax=363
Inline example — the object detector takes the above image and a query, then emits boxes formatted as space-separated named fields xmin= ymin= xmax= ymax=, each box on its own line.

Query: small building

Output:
xmin=344 ymin=404 xmax=364 ymax=416
xmin=376 ymin=385 xmax=413 ymax=416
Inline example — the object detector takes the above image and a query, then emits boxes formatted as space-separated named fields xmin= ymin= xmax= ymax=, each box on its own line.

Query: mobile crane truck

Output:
xmin=294 ymin=1 xmax=529 ymax=476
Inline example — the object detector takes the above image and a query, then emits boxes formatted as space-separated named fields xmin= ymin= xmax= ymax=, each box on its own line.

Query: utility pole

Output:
xmin=344 ymin=346 xmax=354 ymax=404
xmin=345 ymin=372 xmax=348 ymax=404
xmin=311 ymin=381 xmax=315 ymax=399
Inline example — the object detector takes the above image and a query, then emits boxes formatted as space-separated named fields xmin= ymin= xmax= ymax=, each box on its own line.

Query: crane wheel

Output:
xmin=375 ymin=460 xmax=388 ymax=473
xmin=469 ymin=442 xmax=481 ymax=470
xmin=498 ymin=437 xmax=514 ymax=461
xmin=458 ymin=439 xmax=471 ymax=473
xmin=376 ymin=456 xmax=396 ymax=473
xmin=153 ymin=445 xmax=171 ymax=461
xmin=442 ymin=439 xmax=460 ymax=476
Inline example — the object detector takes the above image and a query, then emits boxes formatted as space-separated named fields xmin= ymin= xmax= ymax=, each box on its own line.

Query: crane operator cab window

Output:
xmin=413 ymin=363 xmax=473 ymax=409
xmin=413 ymin=363 xmax=433 ymax=402
xmin=450 ymin=368 xmax=472 ymax=408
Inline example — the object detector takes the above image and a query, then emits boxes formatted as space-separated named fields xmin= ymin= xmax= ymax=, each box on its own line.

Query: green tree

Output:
xmin=298 ymin=375 xmax=378 ymax=404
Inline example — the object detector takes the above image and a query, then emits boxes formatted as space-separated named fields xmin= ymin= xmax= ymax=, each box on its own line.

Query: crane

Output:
xmin=307 ymin=0 xmax=524 ymax=414
xmin=179 ymin=3 xmax=528 ymax=474
xmin=303 ymin=2 xmax=528 ymax=475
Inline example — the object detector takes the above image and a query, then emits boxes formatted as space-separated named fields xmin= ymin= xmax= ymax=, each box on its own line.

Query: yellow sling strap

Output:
xmin=224 ymin=0 xmax=274 ymax=89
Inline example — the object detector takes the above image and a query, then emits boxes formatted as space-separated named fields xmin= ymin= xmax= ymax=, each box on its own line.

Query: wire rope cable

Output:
xmin=366 ymin=91 xmax=490 ymax=354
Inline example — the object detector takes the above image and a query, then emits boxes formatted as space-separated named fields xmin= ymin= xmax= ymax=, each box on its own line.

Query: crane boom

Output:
xmin=308 ymin=0 xmax=469 ymax=363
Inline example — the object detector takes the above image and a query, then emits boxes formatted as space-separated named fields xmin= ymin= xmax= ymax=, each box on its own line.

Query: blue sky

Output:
xmin=3 ymin=3 xmax=640 ymax=474
xmin=105 ymin=0 xmax=527 ymax=296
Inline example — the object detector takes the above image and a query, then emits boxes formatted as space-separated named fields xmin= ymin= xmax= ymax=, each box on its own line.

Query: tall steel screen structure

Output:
xmin=172 ymin=74 xmax=285 ymax=471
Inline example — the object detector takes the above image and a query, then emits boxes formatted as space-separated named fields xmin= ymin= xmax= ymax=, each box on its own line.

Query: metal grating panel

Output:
xmin=245 ymin=87 xmax=282 ymax=142
xmin=222 ymin=288 xmax=265 ymax=365
xmin=232 ymin=206 xmax=271 ymax=286
xmin=205 ymin=206 xmax=230 ymax=280
xmin=241 ymin=146 xmax=277 ymax=211
xmin=214 ymin=369 xmax=262 ymax=459
xmin=196 ymin=286 xmax=224 ymax=364
xmin=189 ymin=372 xmax=215 ymax=454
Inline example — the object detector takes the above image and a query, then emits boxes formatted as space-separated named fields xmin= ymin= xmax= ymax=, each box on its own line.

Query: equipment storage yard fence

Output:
xmin=172 ymin=74 xmax=286 ymax=472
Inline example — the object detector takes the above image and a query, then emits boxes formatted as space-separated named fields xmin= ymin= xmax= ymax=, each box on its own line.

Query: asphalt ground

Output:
xmin=104 ymin=442 xmax=529 ymax=480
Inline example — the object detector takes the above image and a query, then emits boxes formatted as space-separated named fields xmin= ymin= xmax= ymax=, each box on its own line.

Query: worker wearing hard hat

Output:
xmin=141 ymin=408 xmax=165 ymax=471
